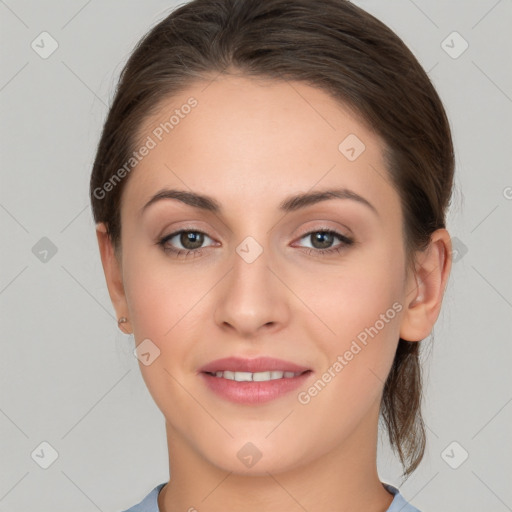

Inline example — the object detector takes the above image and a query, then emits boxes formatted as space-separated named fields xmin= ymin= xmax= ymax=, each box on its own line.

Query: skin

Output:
xmin=96 ymin=73 xmax=452 ymax=512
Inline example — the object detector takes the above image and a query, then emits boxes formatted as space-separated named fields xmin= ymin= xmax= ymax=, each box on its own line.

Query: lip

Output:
xmin=198 ymin=357 xmax=313 ymax=405
xmin=199 ymin=371 xmax=313 ymax=404
xmin=198 ymin=356 xmax=311 ymax=374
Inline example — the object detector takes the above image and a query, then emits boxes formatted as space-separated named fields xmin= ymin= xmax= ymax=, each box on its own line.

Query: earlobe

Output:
xmin=96 ymin=223 xmax=131 ymax=330
xmin=399 ymin=229 xmax=452 ymax=342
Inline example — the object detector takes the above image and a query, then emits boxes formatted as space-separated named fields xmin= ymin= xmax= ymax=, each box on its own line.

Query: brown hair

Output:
xmin=90 ymin=0 xmax=454 ymax=477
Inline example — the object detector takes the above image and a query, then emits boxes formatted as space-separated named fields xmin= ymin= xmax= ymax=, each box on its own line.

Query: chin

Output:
xmin=198 ymin=435 xmax=314 ymax=477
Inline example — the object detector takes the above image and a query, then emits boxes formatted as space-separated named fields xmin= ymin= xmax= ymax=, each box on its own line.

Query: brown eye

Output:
xmin=178 ymin=231 xmax=204 ymax=250
xmin=297 ymin=229 xmax=353 ymax=253
xmin=158 ymin=230 xmax=214 ymax=256
xmin=309 ymin=231 xmax=336 ymax=249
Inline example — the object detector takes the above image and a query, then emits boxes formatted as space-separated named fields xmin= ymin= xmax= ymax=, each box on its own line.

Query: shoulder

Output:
xmin=383 ymin=483 xmax=421 ymax=512
xmin=119 ymin=483 xmax=166 ymax=512
xmin=119 ymin=481 xmax=419 ymax=512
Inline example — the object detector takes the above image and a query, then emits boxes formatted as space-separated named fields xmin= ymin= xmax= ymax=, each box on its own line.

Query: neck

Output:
xmin=158 ymin=402 xmax=394 ymax=512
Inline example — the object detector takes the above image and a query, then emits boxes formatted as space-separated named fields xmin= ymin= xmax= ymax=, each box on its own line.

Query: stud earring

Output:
xmin=117 ymin=316 xmax=130 ymax=333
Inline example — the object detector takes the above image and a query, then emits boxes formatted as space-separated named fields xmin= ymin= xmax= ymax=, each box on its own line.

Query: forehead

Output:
xmin=123 ymin=74 xmax=398 ymax=220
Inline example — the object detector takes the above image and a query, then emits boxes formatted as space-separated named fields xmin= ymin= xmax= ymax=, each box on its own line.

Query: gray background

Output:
xmin=1 ymin=0 xmax=511 ymax=510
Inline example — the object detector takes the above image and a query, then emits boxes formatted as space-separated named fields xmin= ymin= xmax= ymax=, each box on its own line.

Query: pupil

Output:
xmin=181 ymin=232 xmax=204 ymax=249
xmin=312 ymin=232 xmax=333 ymax=249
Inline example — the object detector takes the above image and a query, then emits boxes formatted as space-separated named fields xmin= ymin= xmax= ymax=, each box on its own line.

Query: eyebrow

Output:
xmin=139 ymin=187 xmax=379 ymax=217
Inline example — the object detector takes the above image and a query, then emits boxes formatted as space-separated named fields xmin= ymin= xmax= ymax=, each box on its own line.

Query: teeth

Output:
xmin=210 ymin=370 xmax=303 ymax=382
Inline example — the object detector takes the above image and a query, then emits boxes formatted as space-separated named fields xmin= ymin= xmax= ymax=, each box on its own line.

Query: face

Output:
xmin=108 ymin=74 xmax=420 ymax=475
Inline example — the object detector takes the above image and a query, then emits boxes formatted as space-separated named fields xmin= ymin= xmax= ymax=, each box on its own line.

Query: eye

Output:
xmin=157 ymin=229 xmax=215 ymax=258
xmin=295 ymin=229 xmax=354 ymax=256
xmin=157 ymin=228 xmax=354 ymax=259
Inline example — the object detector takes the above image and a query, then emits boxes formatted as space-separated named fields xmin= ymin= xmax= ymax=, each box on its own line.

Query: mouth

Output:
xmin=198 ymin=356 xmax=313 ymax=404
xmin=203 ymin=369 xmax=311 ymax=382
xmin=198 ymin=356 xmax=311 ymax=374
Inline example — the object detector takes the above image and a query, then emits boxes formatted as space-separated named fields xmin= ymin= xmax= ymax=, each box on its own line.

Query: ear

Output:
xmin=96 ymin=222 xmax=131 ymax=334
xmin=399 ymin=228 xmax=452 ymax=342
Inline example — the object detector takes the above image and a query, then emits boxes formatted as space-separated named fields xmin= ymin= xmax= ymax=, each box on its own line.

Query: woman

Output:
xmin=90 ymin=0 xmax=453 ymax=510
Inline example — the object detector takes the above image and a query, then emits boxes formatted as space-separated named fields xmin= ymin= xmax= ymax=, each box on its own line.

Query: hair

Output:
xmin=89 ymin=0 xmax=454 ymax=478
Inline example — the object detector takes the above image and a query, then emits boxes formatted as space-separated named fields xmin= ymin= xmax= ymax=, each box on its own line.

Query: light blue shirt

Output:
xmin=121 ymin=482 xmax=420 ymax=511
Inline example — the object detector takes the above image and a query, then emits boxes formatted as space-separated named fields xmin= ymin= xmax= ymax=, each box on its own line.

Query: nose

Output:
xmin=214 ymin=243 xmax=291 ymax=339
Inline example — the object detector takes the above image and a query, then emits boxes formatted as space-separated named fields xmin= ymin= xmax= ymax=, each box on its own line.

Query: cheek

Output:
xmin=291 ymin=263 xmax=403 ymax=449
xmin=296 ymin=244 xmax=404 ymax=340
xmin=121 ymin=250 xmax=203 ymax=422
xmin=121 ymin=247 xmax=215 ymax=395
xmin=123 ymin=245 xmax=198 ymax=340
xmin=292 ymin=242 xmax=405 ymax=402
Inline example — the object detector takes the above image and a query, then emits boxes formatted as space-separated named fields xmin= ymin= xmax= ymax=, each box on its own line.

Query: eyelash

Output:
xmin=156 ymin=228 xmax=354 ymax=259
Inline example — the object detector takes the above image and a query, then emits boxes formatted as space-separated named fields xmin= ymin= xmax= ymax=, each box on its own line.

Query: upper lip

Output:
xmin=199 ymin=357 xmax=311 ymax=374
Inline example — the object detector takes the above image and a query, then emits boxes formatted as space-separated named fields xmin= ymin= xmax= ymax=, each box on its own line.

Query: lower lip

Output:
xmin=200 ymin=371 xmax=313 ymax=404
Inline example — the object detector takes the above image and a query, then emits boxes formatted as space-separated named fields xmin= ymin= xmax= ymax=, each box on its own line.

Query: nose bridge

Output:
xmin=214 ymin=234 xmax=289 ymax=336
xmin=233 ymin=237 xmax=272 ymax=296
